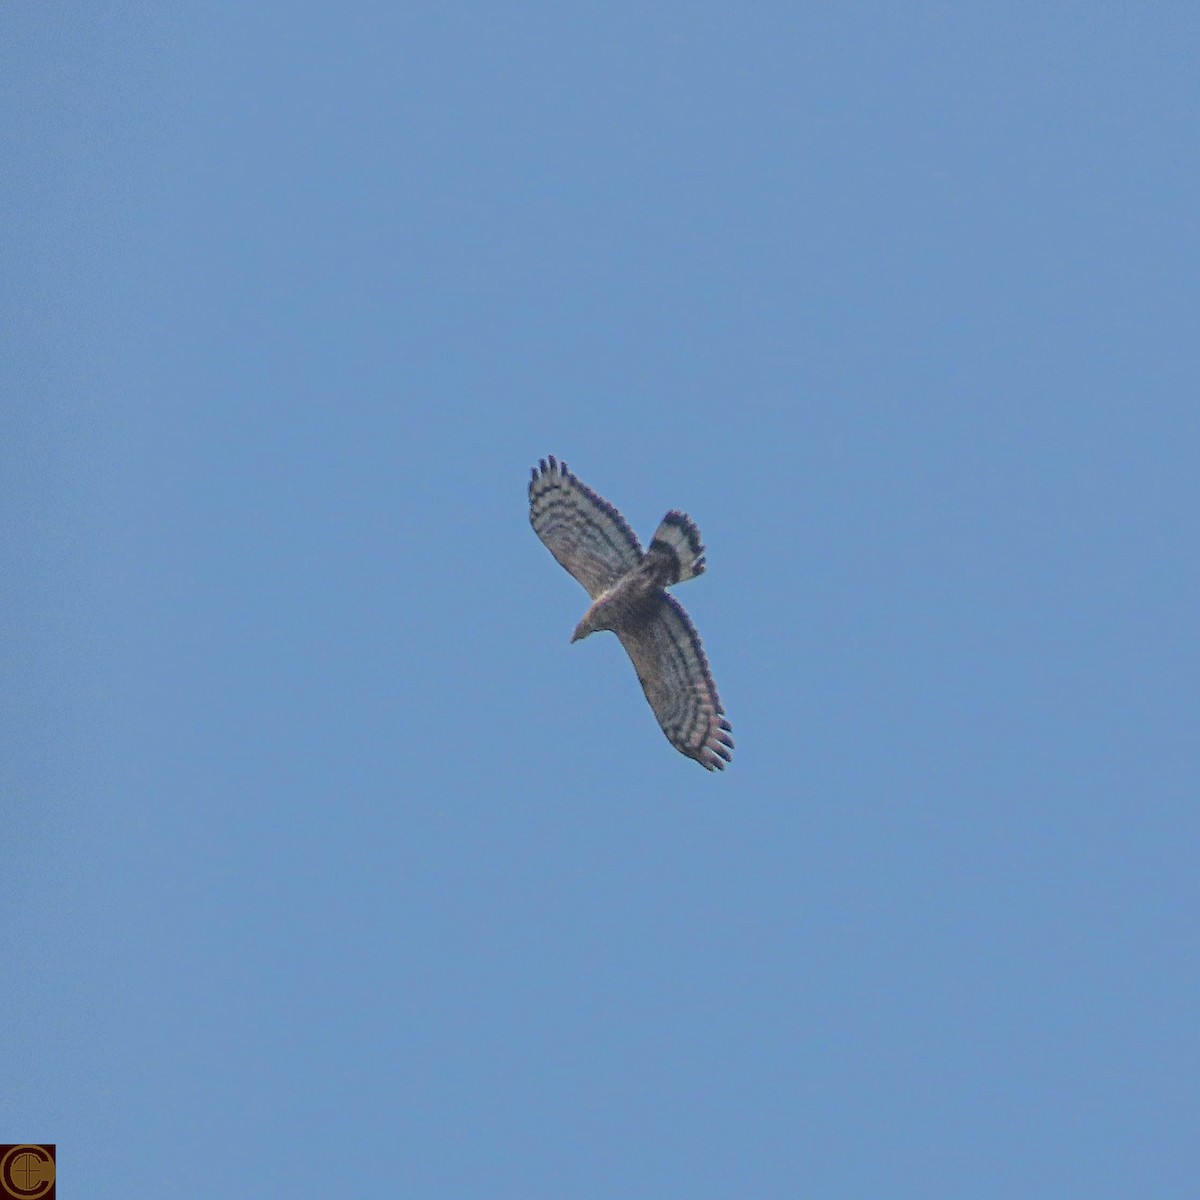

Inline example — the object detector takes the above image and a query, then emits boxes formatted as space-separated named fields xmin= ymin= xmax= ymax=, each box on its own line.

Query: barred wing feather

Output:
xmin=529 ymin=456 xmax=643 ymax=599
xmin=616 ymin=593 xmax=734 ymax=771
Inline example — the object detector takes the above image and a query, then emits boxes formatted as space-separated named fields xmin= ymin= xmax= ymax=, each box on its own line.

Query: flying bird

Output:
xmin=529 ymin=456 xmax=733 ymax=770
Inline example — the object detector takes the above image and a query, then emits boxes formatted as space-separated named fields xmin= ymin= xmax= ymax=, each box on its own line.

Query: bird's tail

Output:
xmin=645 ymin=511 xmax=706 ymax=585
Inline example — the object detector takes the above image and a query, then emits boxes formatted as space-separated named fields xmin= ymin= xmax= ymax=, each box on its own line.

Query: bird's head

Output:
xmin=571 ymin=602 xmax=604 ymax=643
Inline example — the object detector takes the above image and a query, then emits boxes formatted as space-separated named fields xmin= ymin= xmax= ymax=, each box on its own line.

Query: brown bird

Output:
xmin=529 ymin=456 xmax=733 ymax=770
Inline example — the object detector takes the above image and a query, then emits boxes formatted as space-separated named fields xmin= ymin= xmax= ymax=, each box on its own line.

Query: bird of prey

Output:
xmin=529 ymin=456 xmax=733 ymax=770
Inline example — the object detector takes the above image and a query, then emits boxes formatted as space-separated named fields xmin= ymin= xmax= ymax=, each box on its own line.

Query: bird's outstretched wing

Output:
xmin=615 ymin=593 xmax=734 ymax=770
xmin=529 ymin=456 xmax=643 ymax=598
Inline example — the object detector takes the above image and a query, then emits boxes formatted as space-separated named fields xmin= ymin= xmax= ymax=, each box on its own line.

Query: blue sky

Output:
xmin=5 ymin=3 xmax=1199 ymax=1196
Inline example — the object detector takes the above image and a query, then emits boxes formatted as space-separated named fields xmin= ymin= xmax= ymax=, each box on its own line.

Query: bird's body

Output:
xmin=573 ymin=554 xmax=674 ymax=641
xmin=528 ymin=456 xmax=733 ymax=770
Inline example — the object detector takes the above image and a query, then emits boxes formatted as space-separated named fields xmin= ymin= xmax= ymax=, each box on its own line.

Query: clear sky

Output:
xmin=5 ymin=3 xmax=1199 ymax=1196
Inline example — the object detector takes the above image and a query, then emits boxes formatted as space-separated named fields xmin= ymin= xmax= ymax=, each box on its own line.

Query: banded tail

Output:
xmin=645 ymin=510 xmax=706 ymax=585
